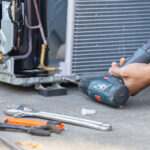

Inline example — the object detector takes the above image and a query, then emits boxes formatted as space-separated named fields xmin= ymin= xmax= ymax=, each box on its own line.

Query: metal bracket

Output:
xmin=35 ymin=83 xmax=67 ymax=97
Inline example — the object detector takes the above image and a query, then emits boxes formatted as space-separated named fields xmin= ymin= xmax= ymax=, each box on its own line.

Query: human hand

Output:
xmin=109 ymin=58 xmax=150 ymax=96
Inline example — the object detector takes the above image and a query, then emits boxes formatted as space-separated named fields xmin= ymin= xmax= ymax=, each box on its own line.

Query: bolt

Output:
xmin=81 ymin=108 xmax=96 ymax=116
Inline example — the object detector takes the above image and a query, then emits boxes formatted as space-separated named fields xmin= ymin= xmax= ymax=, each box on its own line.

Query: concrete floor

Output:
xmin=0 ymin=83 xmax=150 ymax=150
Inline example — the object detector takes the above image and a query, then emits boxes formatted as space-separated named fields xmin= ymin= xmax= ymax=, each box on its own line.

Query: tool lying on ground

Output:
xmin=0 ymin=123 xmax=53 ymax=136
xmin=79 ymin=42 xmax=150 ymax=107
xmin=3 ymin=117 xmax=64 ymax=131
xmin=0 ymin=136 xmax=23 ymax=150
xmin=1 ymin=117 xmax=62 ymax=136
xmin=4 ymin=104 xmax=112 ymax=131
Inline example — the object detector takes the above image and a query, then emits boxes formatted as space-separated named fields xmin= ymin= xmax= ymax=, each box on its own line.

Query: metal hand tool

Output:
xmin=0 ymin=135 xmax=23 ymax=150
xmin=3 ymin=117 xmax=64 ymax=132
xmin=4 ymin=104 xmax=112 ymax=131
xmin=0 ymin=123 xmax=51 ymax=136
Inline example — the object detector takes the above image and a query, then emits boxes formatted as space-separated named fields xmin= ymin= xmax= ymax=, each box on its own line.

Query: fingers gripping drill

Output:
xmin=78 ymin=41 xmax=150 ymax=107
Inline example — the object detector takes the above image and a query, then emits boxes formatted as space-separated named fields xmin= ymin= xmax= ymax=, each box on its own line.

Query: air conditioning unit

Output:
xmin=60 ymin=0 xmax=150 ymax=79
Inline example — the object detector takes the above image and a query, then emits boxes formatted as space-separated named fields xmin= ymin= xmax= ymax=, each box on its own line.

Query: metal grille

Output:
xmin=72 ymin=0 xmax=150 ymax=75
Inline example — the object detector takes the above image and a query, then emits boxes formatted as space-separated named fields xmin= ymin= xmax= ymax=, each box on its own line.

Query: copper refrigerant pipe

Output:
xmin=33 ymin=0 xmax=56 ymax=71
xmin=14 ymin=0 xmax=56 ymax=72
xmin=40 ymin=44 xmax=55 ymax=71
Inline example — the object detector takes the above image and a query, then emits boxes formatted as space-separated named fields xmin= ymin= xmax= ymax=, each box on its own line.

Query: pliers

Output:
xmin=0 ymin=122 xmax=61 ymax=136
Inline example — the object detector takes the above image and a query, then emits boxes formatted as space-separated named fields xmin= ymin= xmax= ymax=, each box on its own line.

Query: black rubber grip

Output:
xmin=27 ymin=128 xmax=51 ymax=136
xmin=35 ymin=124 xmax=61 ymax=134
xmin=46 ymin=124 xmax=61 ymax=134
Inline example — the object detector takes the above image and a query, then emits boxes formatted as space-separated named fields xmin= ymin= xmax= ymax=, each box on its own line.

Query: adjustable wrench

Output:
xmin=4 ymin=104 xmax=112 ymax=131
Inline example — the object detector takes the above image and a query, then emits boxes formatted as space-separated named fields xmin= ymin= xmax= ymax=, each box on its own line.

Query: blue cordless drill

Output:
xmin=79 ymin=42 xmax=150 ymax=107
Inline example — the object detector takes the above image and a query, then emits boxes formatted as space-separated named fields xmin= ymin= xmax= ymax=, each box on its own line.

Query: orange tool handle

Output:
xmin=3 ymin=118 xmax=64 ymax=131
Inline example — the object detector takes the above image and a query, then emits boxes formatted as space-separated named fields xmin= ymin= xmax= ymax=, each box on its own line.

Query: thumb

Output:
xmin=109 ymin=67 xmax=124 ymax=77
